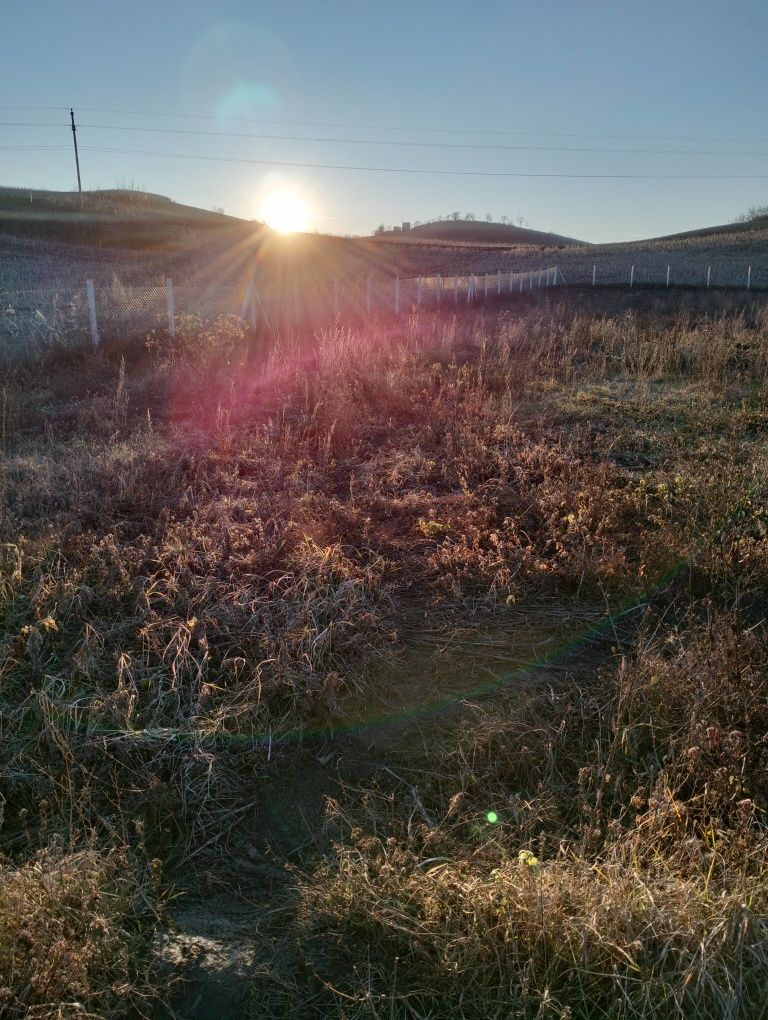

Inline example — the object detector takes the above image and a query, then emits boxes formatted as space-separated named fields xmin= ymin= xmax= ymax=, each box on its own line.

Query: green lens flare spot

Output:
xmin=486 ymin=811 xmax=499 ymax=824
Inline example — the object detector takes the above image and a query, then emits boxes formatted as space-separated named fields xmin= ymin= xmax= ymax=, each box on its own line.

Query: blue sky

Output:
xmin=2 ymin=0 xmax=767 ymax=241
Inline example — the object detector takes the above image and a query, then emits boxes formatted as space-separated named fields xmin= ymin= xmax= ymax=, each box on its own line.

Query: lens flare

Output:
xmin=260 ymin=189 xmax=310 ymax=233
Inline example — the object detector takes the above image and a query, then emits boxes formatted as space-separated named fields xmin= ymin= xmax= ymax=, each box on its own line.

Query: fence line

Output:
xmin=2 ymin=259 xmax=766 ymax=358
xmin=561 ymin=260 xmax=762 ymax=291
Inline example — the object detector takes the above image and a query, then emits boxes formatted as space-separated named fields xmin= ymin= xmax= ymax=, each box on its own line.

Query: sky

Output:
xmin=2 ymin=0 xmax=767 ymax=242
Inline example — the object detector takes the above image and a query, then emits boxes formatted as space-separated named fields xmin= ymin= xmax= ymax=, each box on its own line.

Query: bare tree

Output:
xmin=737 ymin=205 xmax=768 ymax=222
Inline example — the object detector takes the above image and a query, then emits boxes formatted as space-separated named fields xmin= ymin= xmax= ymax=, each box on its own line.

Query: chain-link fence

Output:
xmin=1 ymin=286 xmax=91 ymax=358
xmin=1 ymin=267 xmax=565 ymax=357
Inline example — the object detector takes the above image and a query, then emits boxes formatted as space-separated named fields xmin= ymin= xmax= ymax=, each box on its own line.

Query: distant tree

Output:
xmin=450 ymin=211 xmax=461 ymax=221
xmin=737 ymin=205 xmax=768 ymax=222
xmin=500 ymin=215 xmax=508 ymax=224
xmin=464 ymin=212 xmax=476 ymax=221
xmin=373 ymin=224 xmax=386 ymax=235
xmin=211 ymin=206 xmax=225 ymax=214
xmin=485 ymin=213 xmax=492 ymax=222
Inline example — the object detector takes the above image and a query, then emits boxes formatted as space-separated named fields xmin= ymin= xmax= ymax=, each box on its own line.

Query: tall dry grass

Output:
xmin=1 ymin=292 xmax=767 ymax=1015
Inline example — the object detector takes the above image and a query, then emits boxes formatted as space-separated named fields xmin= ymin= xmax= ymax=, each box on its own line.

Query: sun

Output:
xmin=260 ymin=189 xmax=310 ymax=233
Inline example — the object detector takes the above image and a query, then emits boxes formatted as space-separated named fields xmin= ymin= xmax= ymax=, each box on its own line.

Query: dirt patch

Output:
xmin=151 ymin=604 xmax=620 ymax=1017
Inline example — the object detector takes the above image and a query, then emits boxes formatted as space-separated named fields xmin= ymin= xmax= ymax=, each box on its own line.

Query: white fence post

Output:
xmin=592 ymin=264 xmax=596 ymax=287
xmin=747 ymin=266 xmax=752 ymax=290
xmin=497 ymin=271 xmax=502 ymax=296
xmin=436 ymin=275 xmax=442 ymax=304
xmin=530 ymin=272 xmax=534 ymax=291
xmin=395 ymin=276 xmax=400 ymax=315
xmin=334 ymin=280 xmax=340 ymax=318
xmin=416 ymin=277 xmax=422 ymax=306
xmin=166 ymin=277 xmax=176 ymax=340
xmin=706 ymin=266 xmax=711 ymax=289
xmin=454 ymin=275 xmax=458 ymax=304
xmin=630 ymin=265 xmax=635 ymax=288
xmin=86 ymin=279 xmax=99 ymax=349
xmin=509 ymin=269 xmax=514 ymax=293
xmin=367 ymin=276 xmax=372 ymax=317
xmin=666 ymin=265 xmax=671 ymax=288
xmin=519 ymin=272 xmax=524 ymax=294
xmin=484 ymin=273 xmax=489 ymax=299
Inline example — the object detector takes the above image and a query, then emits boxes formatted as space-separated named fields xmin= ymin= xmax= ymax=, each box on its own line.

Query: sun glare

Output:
xmin=260 ymin=189 xmax=310 ymax=233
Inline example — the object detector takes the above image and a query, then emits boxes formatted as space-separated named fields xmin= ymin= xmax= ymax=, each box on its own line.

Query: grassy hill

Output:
xmin=0 ymin=186 xmax=256 ymax=251
xmin=375 ymin=219 xmax=583 ymax=246
xmin=650 ymin=213 xmax=768 ymax=243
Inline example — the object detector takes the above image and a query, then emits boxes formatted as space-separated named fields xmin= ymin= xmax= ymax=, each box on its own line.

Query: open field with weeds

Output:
xmin=2 ymin=287 xmax=768 ymax=1018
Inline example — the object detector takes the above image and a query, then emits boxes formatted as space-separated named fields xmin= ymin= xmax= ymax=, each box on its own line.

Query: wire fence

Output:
xmin=1 ymin=257 xmax=765 ymax=359
xmin=0 ymin=267 xmax=563 ymax=357
xmin=559 ymin=258 xmax=763 ymax=290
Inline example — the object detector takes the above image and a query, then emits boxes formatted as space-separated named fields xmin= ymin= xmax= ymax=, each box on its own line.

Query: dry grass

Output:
xmin=0 ymin=843 xmax=160 ymax=1019
xmin=1 ymin=290 xmax=767 ymax=1016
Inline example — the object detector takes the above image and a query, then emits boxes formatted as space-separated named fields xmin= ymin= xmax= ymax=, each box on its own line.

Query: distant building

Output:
xmin=393 ymin=225 xmax=402 ymax=233
xmin=401 ymin=221 xmax=411 ymax=231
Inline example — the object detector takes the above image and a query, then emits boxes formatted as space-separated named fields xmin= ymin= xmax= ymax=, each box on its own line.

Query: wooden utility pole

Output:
xmin=69 ymin=108 xmax=83 ymax=208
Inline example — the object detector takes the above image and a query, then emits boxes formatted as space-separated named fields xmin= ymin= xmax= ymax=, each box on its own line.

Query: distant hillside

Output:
xmin=374 ymin=219 xmax=583 ymax=246
xmin=649 ymin=214 xmax=768 ymax=244
xmin=0 ymin=187 xmax=255 ymax=251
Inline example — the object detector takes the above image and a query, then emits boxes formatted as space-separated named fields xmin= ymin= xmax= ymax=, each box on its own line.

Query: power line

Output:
xmin=1 ymin=104 xmax=767 ymax=146
xmin=72 ymin=110 xmax=768 ymax=145
xmin=0 ymin=106 xmax=70 ymax=112
xmin=3 ymin=120 xmax=768 ymax=158
xmin=81 ymin=144 xmax=768 ymax=179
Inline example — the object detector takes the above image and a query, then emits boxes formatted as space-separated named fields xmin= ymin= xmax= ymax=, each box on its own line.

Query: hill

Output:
xmin=649 ymin=213 xmax=768 ymax=244
xmin=2 ymin=187 xmax=765 ymax=297
xmin=0 ymin=186 xmax=255 ymax=251
xmin=374 ymin=219 xmax=583 ymax=246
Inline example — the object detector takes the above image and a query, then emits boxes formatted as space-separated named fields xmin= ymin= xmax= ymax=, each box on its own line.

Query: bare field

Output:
xmin=2 ymin=288 xmax=768 ymax=1018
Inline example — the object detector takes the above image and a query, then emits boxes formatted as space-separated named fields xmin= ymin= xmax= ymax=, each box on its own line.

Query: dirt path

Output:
xmin=150 ymin=602 xmax=621 ymax=1018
